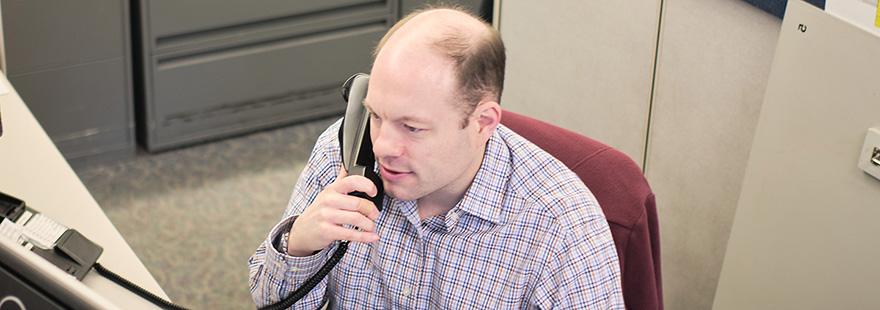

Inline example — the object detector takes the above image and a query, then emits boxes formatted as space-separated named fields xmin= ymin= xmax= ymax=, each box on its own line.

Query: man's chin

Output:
xmin=382 ymin=184 xmax=420 ymax=202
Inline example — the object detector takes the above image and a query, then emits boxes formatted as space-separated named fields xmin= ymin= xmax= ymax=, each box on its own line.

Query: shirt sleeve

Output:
xmin=248 ymin=120 xmax=343 ymax=309
xmin=530 ymin=208 xmax=626 ymax=309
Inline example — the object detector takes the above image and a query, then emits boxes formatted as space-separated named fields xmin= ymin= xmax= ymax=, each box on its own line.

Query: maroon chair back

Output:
xmin=501 ymin=110 xmax=663 ymax=310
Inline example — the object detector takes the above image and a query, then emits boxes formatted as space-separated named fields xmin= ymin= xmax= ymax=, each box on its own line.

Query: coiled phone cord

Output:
xmin=94 ymin=241 xmax=349 ymax=310
xmin=94 ymin=262 xmax=189 ymax=310
xmin=258 ymin=241 xmax=349 ymax=310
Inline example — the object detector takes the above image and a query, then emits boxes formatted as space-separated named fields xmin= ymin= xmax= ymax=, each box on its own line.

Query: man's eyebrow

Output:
xmin=361 ymin=100 xmax=429 ymax=124
xmin=399 ymin=115 xmax=430 ymax=124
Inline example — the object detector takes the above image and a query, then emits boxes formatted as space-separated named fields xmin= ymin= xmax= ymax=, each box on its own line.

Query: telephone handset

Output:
xmin=260 ymin=73 xmax=383 ymax=310
xmin=339 ymin=73 xmax=385 ymax=210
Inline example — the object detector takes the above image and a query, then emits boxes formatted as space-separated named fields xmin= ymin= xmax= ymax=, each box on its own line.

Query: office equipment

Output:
xmin=0 ymin=191 xmax=181 ymax=308
xmin=0 ymin=238 xmax=117 ymax=309
xmin=714 ymin=1 xmax=880 ymax=308
xmin=339 ymin=73 xmax=384 ymax=209
xmin=0 ymin=71 xmax=167 ymax=308
xmin=859 ymin=127 xmax=880 ymax=180
xmin=1 ymin=191 xmax=104 ymax=281
xmin=260 ymin=73 xmax=382 ymax=310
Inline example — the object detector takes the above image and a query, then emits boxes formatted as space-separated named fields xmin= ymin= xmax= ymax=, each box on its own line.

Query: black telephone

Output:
xmin=260 ymin=73 xmax=384 ymax=310
xmin=0 ymin=191 xmax=103 ymax=281
xmin=338 ymin=73 xmax=385 ymax=209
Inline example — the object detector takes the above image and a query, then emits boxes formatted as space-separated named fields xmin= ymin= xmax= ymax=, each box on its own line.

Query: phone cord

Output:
xmin=258 ymin=241 xmax=349 ymax=310
xmin=93 ymin=263 xmax=189 ymax=310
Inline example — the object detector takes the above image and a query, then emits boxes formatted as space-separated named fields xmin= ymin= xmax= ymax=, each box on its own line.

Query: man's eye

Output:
xmin=403 ymin=124 xmax=422 ymax=133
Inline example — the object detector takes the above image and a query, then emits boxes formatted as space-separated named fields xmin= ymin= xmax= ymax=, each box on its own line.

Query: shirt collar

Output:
xmin=451 ymin=127 xmax=512 ymax=225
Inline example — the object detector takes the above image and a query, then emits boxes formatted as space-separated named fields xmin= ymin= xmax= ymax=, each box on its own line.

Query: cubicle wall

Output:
xmin=499 ymin=1 xmax=782 ymax=309
xmin=714 ymin=2 xmax=880 ymax=308
xmin=646 ymin=0 xmax=781 ymax=309
xmin=498 ymin=1 xmax=660 ymax=165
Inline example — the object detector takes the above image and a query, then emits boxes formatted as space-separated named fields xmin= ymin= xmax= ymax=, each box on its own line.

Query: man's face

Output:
xmin=364 ymin=52 xmax=485 ymax=204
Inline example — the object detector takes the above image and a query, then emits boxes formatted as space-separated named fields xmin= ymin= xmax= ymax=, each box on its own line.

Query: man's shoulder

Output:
xmin=314 ymin=118 xmax=343 ymax=154
xmin=496 ymin=126 xmax=605 ymax=227
xmin=301 ymin=118 xmax=344 ymax=182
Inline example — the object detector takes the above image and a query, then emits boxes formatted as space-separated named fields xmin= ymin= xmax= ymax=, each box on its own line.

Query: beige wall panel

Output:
xmin=498 ymin=1 xmax=661 ymax=164
xmin=645 ymin=0 xmax=780 ymax=309
xmin=714 ymin=1 xmax=880 ymax=308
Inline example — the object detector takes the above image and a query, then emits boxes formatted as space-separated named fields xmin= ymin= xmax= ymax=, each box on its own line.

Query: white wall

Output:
xmin=499 ymin=0 xmax=782 ymax=308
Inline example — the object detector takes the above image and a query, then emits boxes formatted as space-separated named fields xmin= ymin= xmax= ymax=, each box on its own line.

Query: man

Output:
xmin=249 ymin=6 xmax=624 ymax=309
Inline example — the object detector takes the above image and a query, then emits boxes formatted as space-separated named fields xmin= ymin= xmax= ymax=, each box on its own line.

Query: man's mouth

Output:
xmin=379 ymin=164 xmax=411 ymax=181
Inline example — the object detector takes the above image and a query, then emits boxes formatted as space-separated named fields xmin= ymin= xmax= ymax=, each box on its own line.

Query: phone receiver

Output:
xmin=258 ymin=74 xmax=386 ymax=310
xmin=339 ymin=73 xmax=384 ymax=211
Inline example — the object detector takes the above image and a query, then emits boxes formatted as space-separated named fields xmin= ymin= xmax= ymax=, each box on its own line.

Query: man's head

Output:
xmin=363 ymin=6 xmax=506 ymax=205
xmin=373 ymin=6 xmax=506 ymax=127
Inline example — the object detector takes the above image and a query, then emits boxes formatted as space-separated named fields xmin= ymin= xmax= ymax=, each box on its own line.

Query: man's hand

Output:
xmin=286 ymin=168 xmax=381 ymax=257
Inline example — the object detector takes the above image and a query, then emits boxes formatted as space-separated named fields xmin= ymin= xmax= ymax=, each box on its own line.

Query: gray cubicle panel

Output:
xmin=1 ymin=0 xmax=135 ymax=165
xmin=134 ymin=1 xmax=397 ymax=151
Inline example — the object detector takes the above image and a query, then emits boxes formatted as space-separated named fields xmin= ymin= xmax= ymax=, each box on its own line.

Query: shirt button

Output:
xmin=402 ymin=287 xmax=411 ymax=297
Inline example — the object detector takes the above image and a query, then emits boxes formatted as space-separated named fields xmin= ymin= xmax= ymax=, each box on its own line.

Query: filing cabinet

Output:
xmin=133 ymin=1 xmax=397 ymax=151
xmin=2 ymin=0 xmax=135 ymax=165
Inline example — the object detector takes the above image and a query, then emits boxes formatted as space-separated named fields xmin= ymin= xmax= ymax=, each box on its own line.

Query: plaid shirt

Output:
xmin=249 ymin=120 xmax=624 ymax=309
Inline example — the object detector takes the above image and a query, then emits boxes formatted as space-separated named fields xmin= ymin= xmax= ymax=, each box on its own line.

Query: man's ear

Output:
xmin=474 ymin=100 xmax=501 ymax=139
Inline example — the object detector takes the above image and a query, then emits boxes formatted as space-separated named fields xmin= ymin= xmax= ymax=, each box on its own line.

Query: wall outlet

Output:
xmin=858 ymin=127 xmax=880 ymax=181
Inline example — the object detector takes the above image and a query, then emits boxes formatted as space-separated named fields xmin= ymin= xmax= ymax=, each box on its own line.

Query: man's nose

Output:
xmin=371 ymin=124 xmax=404 ymax=158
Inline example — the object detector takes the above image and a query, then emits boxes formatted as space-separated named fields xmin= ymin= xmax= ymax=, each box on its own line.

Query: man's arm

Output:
xmin=531 ymin=213 xmax=625 ymax=309
xmin=248 ymin=122 xmax=341 ymax=309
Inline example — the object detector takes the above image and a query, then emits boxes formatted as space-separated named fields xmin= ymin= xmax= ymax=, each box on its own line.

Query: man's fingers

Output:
xmin=331 ymin=174 xmax=378 ymax=197
xmin=327 ymin=209 xmax=377 ymax=232
xmin=322 ymin=194 xmax=380 ymax=220
xmin=328 ymin=225 xmax=379 ymax=244
xmin=356 ymin=198 xmax=381 ymax=221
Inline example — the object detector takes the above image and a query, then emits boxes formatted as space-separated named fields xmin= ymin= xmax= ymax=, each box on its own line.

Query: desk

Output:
xmin=0 ymin=74 xmax=168 ymax=307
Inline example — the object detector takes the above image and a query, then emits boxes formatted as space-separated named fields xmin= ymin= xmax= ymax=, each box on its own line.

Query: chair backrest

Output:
xmin=501 ymin=110 xmax=663 ymax=310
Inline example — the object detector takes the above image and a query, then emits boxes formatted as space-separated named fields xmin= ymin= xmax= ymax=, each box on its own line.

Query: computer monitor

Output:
xmin=0 ymin=238 xmax=118 ymax=309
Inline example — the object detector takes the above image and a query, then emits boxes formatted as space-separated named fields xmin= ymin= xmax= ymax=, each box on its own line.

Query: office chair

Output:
xmin=501 ymin=110 xmax=663 ymax=310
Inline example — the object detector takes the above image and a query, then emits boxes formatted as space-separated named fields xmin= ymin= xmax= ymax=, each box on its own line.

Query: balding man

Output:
xmin=249 ymin=6 xmax=624 ymax=309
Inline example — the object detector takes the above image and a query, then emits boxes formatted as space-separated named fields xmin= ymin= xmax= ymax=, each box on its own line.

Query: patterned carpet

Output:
xmin=74 ymin=117 xmax=338 ymax=309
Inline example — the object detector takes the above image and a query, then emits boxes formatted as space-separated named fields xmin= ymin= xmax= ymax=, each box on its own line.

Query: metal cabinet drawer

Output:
xmin=136 ymin=1 xmax=394 ymax=150
xmin=147 ymin=0 xmax=379 ymax=38
xmin=146 ymin=24 xmax=384 ymax=148
xmin=2 ymin=0 xmax=126 ymax=75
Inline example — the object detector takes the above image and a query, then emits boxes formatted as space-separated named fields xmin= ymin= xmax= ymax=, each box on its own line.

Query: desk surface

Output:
xmin=0 ymin=75 xmax=168 ymax=307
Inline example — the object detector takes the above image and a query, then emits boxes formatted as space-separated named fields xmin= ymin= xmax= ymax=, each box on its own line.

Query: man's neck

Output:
xmin=416 ymin=179 xmax=470 ymax=220
xmin=416 ymin=144 xmax=488 ymax=220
